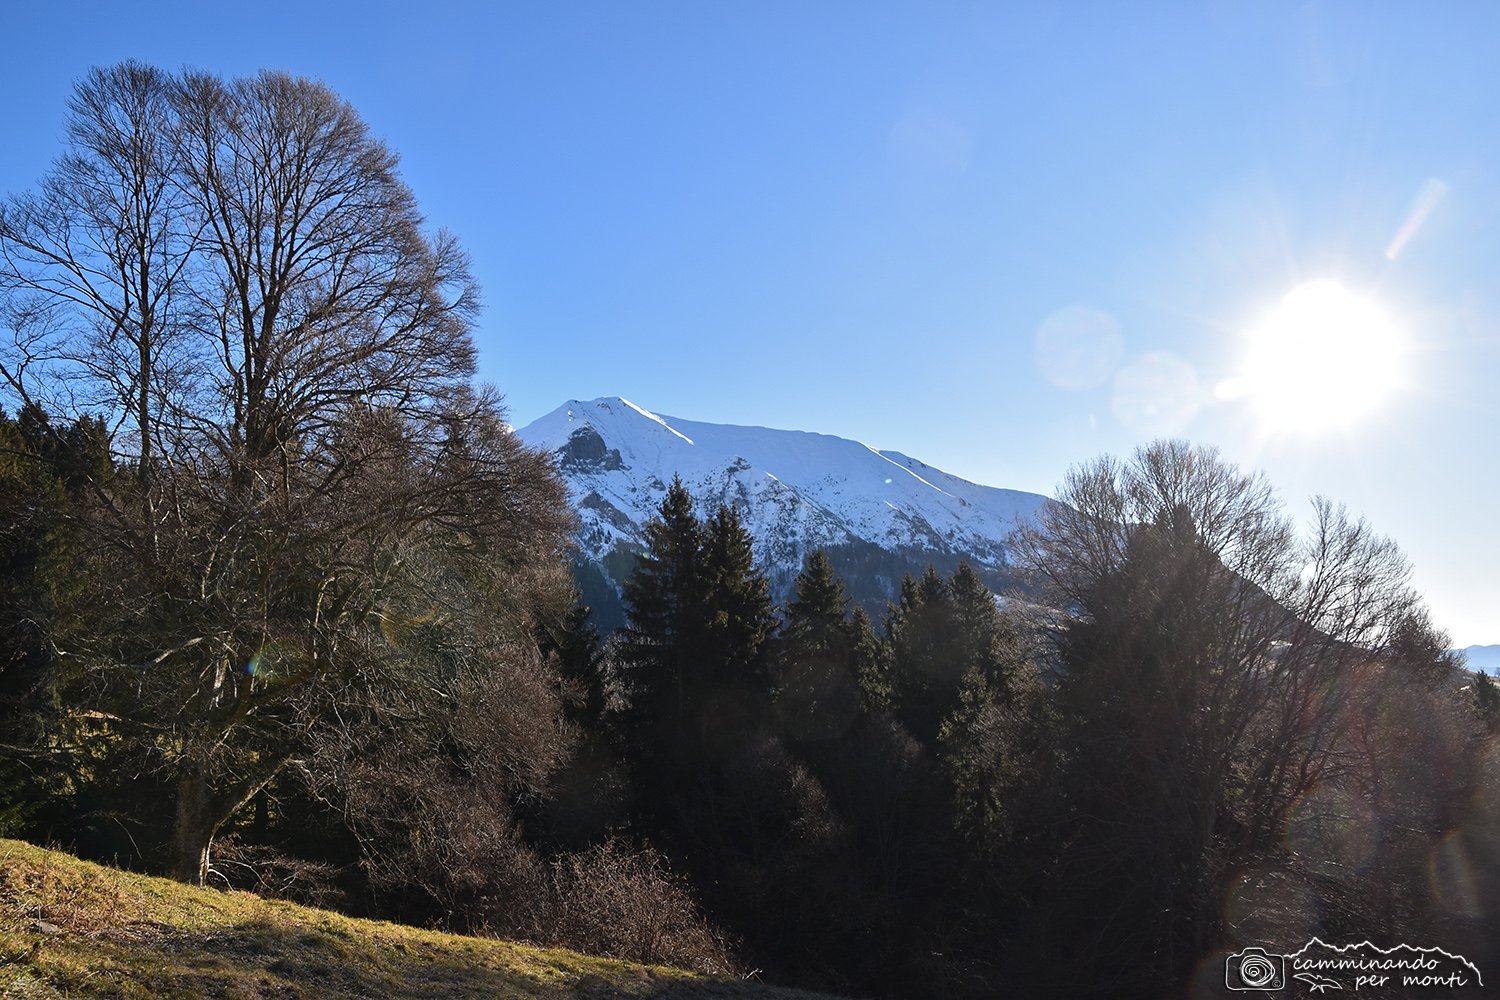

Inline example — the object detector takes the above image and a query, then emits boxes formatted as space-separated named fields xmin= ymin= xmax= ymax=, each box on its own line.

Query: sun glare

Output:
xmin=1238 ymin=280 xmax=1400 ymax=432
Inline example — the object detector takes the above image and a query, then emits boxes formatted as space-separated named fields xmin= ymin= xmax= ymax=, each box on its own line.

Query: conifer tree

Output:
xmin=881 ymin=563 xmax=1018 ymax=744
xmin=947 ymin=561 xmax=1025 ymax=703
xmin=857 ymin=574 xmax=919 ymax=713
xmin=934 ymin=562 xmax=1039 ymax=858
xmin=1474 ymin=670 xmax=1500 ymax=732
xmin=700 ymin=502 xmax=775 ymax=689
xmin=618 ymin=477 xmax=705 ymax=759
xmin=0 ymin=408 xmax=69 ymax=837
xmin=541 ymin=599 xmax=606 ymax=728
xmin=776 ymin=550 xmax=864 ymax=741
xmin=618 ymin=480 xmax=774 ymax=769
xmin=783 ymin=551 xmax=847 ymax=654
xmin=874 ymin=569 xmax=945 ymax=738
xmin=846 ymin=603 xmax=882 ymax=705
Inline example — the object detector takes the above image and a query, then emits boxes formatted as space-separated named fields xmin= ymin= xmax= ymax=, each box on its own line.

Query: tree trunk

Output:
xmin=170 ymin=764 xmax=217 ymax=885
xmin=170 ymin=758 xmax=288 ymax=885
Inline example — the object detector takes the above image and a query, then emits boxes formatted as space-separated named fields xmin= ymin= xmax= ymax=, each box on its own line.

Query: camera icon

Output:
xmin=1225 ymin=947 xmax=1286 ymax=991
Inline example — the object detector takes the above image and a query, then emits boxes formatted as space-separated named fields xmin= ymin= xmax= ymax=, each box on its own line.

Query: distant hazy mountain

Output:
xmin=517 ymin=397 xmax=1051 ymax=630
xmin=1460 ymin=645 xmax=1500 ymax=675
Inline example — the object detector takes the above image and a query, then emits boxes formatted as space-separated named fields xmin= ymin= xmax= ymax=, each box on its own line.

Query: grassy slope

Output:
xmin=0 ymin=839 xmax=840 ymax=1000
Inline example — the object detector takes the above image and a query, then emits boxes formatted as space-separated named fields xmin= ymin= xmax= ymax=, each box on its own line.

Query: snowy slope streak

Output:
xmin=517 ymin=397 xmax=1051 ymax=625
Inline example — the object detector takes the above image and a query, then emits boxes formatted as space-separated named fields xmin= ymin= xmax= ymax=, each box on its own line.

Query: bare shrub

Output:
xmin=542 ymin=839 xmax=739 ymax=975
xmin=207 ymin=834 xmax=352 ymax=912
xmin=317 ymin=629 xmax=569 ymax=932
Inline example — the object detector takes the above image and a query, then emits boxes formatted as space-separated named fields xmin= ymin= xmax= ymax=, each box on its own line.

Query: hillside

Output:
xmin=0 ymin=839 xmax=842 ymax=1000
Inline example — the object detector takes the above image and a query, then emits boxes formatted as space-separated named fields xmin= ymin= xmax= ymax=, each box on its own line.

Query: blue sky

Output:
xmin=4 ymin=2 xmax=1499 ymax=644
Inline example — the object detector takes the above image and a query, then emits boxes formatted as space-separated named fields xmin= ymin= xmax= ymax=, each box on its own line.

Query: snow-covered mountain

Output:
xmin=517 ymin=397 xmax=1051 ymax=629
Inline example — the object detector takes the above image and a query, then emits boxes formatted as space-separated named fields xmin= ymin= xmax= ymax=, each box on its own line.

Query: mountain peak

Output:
xmin=529 ymin=396 xmax=698 ymax=448
xmin=517 ymin=399 xmax=1050 ymax=629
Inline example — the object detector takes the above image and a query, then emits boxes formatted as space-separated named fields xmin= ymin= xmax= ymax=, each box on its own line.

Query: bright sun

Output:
xmin=1236 ymin=280 xmax=1401 ymax=431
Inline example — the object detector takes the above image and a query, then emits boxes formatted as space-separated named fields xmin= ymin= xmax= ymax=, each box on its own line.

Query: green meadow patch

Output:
xmin=0 ymin=839 xmax=841 ymax=999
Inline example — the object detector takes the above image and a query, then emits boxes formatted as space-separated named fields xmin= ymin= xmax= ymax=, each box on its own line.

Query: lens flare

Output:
xmin=1034 ymin=304 xmax=1125 ymax=390
xmin=1385 ymin=178 xmax=1448 ymax=261
xmin=245 ymin=639 xmax=303 ymax=681
xmin=1111 ymin=351 xmax=1202 ymax=434
xmin=1428 ymin=830 xmax=1482 ymax=918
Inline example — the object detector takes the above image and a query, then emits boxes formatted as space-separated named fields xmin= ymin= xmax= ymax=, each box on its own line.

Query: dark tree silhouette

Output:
xmin=1011 ymin=440 xmax=1425 ymax=995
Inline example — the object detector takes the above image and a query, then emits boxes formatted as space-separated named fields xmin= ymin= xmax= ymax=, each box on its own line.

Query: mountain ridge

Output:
xmin=516 ymin=396 xmax=1051 ymax=629
xmin=1460 ymin=644 xmax=1500 ymax=675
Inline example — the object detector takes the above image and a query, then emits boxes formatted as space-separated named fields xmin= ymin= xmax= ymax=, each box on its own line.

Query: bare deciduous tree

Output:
xmin=0 ymin=62 xmax=196 ymax=502
xmin=1012 ymin=440 xmax=1421 ymax=992
xmin=0 ymin=64 xmax=572 ymax=883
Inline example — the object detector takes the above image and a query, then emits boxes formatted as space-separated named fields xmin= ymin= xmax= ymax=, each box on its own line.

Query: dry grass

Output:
xmin=0 ymin=839 xmax=840 ymax=1000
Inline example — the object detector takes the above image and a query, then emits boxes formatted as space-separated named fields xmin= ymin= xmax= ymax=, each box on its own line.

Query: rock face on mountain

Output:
xmin=517 ymin=397 xmax=1052 ymax=631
